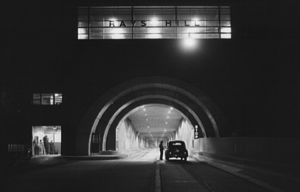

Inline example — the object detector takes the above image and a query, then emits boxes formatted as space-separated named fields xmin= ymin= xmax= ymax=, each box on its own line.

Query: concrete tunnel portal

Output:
xmin=75 ymin=77 xmax=228 ymax=156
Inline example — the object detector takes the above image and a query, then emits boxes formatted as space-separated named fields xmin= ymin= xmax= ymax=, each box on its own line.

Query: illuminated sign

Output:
xmin=194 ymin=125 xmax=200 ymax=139
xmin=78 ymin=6 xmax=231 ymax=39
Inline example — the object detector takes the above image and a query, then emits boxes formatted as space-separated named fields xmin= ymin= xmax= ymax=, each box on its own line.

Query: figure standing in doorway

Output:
xmin=159 ymin=141 xmax=164 ymax=160
xmin=39 ymin=140 xmax=44 ymax=155
xmin=50 ymin=141 xmax=56 ymax=154
xmin=43 ymin=135 xmax=49 ymax=154
xmin=33 ymin=140 xmax=39 ymax=156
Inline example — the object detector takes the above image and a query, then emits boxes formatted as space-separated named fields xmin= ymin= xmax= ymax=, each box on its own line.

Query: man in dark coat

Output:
xmin=159 ymin=141 xmax=164 ymax=160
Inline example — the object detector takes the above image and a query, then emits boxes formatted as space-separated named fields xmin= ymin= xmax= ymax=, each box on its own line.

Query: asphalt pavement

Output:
xmin=5 ymin=149 xmax=300 ymax=192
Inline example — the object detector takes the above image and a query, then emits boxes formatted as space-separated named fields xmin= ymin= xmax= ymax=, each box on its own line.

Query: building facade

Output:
xmin=2 ymin=1 xmax=299 ymax=156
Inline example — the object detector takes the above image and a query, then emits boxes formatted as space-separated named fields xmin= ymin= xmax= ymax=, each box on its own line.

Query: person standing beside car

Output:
xmin=159 ymin=141 xmax=164 ymax=160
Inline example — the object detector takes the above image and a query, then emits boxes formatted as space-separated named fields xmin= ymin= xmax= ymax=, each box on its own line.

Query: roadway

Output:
xmin=5 ymin=148 xmax=299 ymax=192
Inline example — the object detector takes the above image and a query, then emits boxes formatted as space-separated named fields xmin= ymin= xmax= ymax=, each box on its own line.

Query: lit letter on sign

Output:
xmin=131 ymin=20 xmax=136 ymax=26
xmin=141 ymin=20 xmax=146 ymax=27
xmin=109 ymin=21 xmax=115 ymax=27
xmin=120 ymin=21 xmax=126 ymax=27
xmin=166 ymin=20 xmax=171 ymax=27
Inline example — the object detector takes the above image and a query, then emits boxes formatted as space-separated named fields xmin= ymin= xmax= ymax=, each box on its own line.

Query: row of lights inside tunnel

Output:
xmin=142 ymin=106 xmax=174 ymax=143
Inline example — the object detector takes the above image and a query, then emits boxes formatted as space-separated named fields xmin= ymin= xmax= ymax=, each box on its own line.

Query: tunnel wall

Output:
xmin=174 ymin=119 xmax=194 ymax=151
xmin=192 ymin=138 xmax=300 ymax=167
xmin=116 ymin=118 xmax=148 ymax=152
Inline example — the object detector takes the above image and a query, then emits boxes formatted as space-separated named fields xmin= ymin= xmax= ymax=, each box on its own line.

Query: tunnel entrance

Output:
xmin=75 ymin=77 xmax=228 ymax=156
xmin=115 ymin=104 xmax=195 ymax=153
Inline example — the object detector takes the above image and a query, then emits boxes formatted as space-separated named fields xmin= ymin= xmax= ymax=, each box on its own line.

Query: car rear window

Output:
xmin=169 ymin=142 xmax=185 ymax=148
xmin=170 ymin=142 xmax=182 ymax=146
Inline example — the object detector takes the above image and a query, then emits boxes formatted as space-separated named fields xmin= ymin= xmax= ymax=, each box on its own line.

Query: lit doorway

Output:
xmin=32 ymin=126 xmax=61 ymax=156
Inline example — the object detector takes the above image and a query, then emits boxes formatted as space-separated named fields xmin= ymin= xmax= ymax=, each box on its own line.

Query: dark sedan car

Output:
xmin=165 ymin=140 xmax=188 ymax=161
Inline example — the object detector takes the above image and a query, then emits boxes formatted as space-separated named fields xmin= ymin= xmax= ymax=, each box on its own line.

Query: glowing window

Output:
xmin=32 ymin=93 xmax=63 ymax=105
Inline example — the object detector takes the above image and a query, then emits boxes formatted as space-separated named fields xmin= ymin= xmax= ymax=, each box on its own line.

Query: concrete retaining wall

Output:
xmin=193 ymin=137 xmax=300 ymax=166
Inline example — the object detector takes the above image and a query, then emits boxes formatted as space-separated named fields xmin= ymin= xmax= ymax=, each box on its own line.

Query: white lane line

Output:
xmin=154 ymin=161 xmax=162 ymax=192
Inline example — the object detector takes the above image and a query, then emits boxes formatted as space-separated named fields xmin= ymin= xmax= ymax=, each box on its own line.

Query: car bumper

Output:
xmin=166 ymin=153 xmax=188 ymax=158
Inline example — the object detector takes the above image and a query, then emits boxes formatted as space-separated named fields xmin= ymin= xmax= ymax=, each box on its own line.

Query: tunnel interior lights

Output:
xmin=149 ymin=131 xmax=155 ymax=142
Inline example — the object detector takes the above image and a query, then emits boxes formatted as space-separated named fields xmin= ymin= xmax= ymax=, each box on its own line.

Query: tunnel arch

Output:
xmin=115 ymin=103 xmax=195 ymax=149
xmin=75 ymin=76 xmax=227 ymax=155
xmin=103 ymin=96 xmax=206 ymax=151
xmin=117 ymin=103 xmax=193 ymax=139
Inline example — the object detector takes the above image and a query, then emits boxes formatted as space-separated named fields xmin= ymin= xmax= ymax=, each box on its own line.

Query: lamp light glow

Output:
xmin=150 ymin=17 xmax=160 ymax=26
xmin=182 ymin=33 xmax=197 ymax=49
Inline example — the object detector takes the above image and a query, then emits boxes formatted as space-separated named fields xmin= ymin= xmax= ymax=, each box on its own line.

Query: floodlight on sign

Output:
xmin=150 ymin=17 xmax=160 ymax=26
xmin=182 ymin=33 xmax=197 ymax=49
